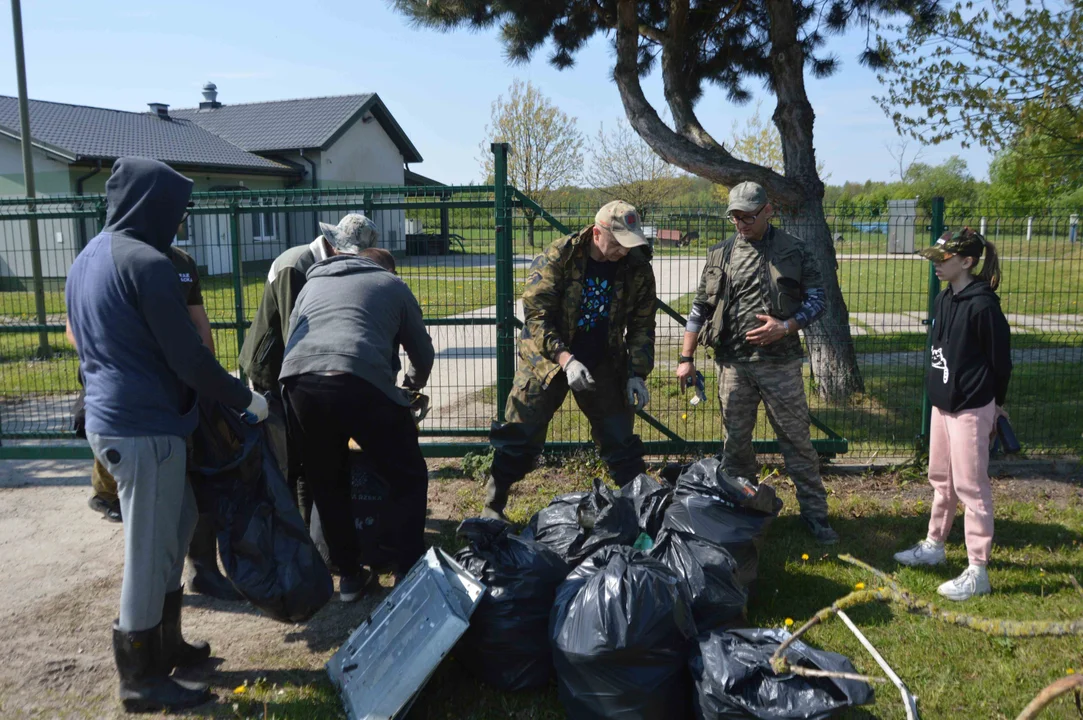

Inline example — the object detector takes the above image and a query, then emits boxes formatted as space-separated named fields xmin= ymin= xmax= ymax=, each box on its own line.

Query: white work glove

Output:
xmin=244 ymin=391 xmax=269 ymax=423
xmin=564 ymin=358 xmax=596 ymax=392
xmin=626 ymin=377 xmax=650 ymax=412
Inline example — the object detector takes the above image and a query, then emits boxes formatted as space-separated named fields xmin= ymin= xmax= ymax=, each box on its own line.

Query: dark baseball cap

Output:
xmin=917 ymin=227 xmax=986 ymax=262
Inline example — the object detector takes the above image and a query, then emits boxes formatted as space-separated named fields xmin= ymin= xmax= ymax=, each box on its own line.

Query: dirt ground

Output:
xmin=0 ymin=458 xmax=1079 ymax=719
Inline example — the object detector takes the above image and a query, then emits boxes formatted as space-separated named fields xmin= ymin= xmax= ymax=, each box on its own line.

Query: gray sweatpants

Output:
xmin=88 ymin=433 xmax=198 ymax=632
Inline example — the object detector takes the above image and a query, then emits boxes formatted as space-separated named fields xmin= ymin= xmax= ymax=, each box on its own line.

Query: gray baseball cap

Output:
xmin=319 ymin=214 xmax=379 ymax=253
xmin=726 ymin=182 xmax=768 ymax=214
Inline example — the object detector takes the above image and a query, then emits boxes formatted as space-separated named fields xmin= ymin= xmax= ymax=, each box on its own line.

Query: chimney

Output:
xmin=148 ymin=102 xmax=171 ymax=119
xmin=199 ymin=82 xmax=221 ymax=110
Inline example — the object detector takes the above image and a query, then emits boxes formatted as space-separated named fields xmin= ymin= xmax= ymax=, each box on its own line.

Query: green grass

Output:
xmin=206 ymin=471 xmax=1083 ymax=720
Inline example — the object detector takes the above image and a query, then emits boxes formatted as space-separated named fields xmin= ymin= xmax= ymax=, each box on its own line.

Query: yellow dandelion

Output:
xmin=234 ymin=685 xmax=247 ymax=695
xmin=1040 ymin=571 xmax=1046 ymax=577
xmin=1067 ymin=668 xmax=1075 ymax=675
xmin=681 ymin=413 xmax=688 ymax=420
xmin=784 ymin=618 xmax=794 ymax=627
xmin=855 ymin=582 xmax=866 ymax=590
xmin=801 ymin=553 xmax=809 ymax=561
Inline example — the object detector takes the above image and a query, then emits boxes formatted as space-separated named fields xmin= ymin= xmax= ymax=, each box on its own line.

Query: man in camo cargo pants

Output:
xmin=483 ymin=201 xmax=657 ymax=521
xmin=676 ymin=182 xmax=839 ymax=545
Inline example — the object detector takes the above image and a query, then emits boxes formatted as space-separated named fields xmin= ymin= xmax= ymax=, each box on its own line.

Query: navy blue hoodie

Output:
xmin=926 ymin=279 xmax=1012 ymax=413
xmin=66 ymin=157 xmax=252 ymax=438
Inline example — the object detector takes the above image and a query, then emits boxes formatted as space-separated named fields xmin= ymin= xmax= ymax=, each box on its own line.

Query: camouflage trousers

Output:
xmin=717 ymin=358 xmax=829 ymax=520
xmin=91 ymin=457 xmax=118 ymax=502
xmin=490 ymin=361 xmax=647 ymax=488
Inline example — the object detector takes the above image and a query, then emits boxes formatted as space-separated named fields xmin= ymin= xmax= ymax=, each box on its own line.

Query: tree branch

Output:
xmin=661 ymin=0 xmax=729 ymax=153
xmin=612 ymin=0 xmax=796 ymax=198
xmin=1015 ymin=675 xmax=1083 ymax=720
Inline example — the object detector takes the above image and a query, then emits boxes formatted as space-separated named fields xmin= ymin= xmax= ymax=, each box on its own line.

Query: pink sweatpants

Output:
xmin=927 ymin=401 xmax=996 ymax=565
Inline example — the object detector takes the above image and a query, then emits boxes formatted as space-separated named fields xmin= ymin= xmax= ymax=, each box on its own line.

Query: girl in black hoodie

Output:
xmin=894 ymin=228 xmax=1012 ymax=602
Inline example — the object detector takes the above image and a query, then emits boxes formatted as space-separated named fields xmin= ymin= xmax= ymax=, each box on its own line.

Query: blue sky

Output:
xmin=1 ymin=0 xmax=991 ymax=185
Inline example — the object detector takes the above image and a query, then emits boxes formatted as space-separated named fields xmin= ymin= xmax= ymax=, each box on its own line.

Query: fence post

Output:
xmin=229 ymin=202 xmax=246 ymax=361
xmin=11 ymin=0 xmax=49 ymax=358
xmin=920 ymin=197 xmax=945 ymax=452
xmin=492 ymin=142 xmax=514 ymax=423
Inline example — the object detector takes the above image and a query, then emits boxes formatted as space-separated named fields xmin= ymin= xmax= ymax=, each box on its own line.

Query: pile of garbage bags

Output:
xmin=450 ymin=458 xmax=873 ymax=719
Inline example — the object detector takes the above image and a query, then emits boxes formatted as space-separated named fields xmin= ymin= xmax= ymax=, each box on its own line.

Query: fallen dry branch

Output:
xmin=771 ymin=556 xmax=1083 ymax=677
xmin=786 ymin=665 xmax=887 ymax=685
xmin=1015 ymin=674 xmax=1083 ymax=720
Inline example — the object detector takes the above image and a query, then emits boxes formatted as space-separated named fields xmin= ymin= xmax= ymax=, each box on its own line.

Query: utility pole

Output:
xmin=10 ymin=0 xmax=51 ymax=357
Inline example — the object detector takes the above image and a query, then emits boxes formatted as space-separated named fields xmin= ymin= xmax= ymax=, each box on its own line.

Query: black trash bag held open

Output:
xmin=190 ymin=399 xmax=334 ymax=623
xmin=650 ymin=528 xmax=747 ymax=632
xmin=665 ymin=457 xmax=783 ymax=588
xmin=522 ymin=480 xmax=639 ymax=566
xmin=550 ymin=546 xmax=697 ymax=720
xmin=617 ymin=473 xmax=673 ymax=538
xmin=452 ymin=517 xmax=570 ymax=691
xmin=690 ymin=628 xmax=875 ymax=720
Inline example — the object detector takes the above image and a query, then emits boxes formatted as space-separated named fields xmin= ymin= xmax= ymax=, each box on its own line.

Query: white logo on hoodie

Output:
xmin=930 ymin=346 xmax=949 ymax=384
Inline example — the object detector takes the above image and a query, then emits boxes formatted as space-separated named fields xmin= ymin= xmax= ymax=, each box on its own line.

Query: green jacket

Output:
xmin=519 ymin=226 xmax=657 ymax=386
xmin=692 ymin=225 xmax=825 ymax=356
xmin=238 ymin=238 xmax=330 ymax=392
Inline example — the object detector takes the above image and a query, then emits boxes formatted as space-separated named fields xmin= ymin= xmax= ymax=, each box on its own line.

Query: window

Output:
xmin=175 ymin=215 xmax=193 ymax=246
xmin=251 ymin=199 xmax=277 ymax=243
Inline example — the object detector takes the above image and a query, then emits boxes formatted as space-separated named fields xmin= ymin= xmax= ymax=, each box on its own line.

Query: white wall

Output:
xmin=0 ymin=138 xmax=73 ymax=197
xmin=0 ymin=139 xmax=81 ymax=279
xmin=321 ymin=116 xmax=407 ymax=253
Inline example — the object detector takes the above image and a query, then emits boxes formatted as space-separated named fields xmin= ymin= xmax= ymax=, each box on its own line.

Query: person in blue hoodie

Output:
xmin=66 ymin=157 xmax=268 ymax=713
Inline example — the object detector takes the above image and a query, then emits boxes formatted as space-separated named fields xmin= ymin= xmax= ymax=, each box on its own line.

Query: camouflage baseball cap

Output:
xmin=726 ymin=181 xmax=768 ymax=213
xmin=917 ymin=227 xmax=986 ymax=262
xmin=595 ymin=200 xmax=648 ymax=248
xmin=319 ymin=213 xmax=379 ymax=253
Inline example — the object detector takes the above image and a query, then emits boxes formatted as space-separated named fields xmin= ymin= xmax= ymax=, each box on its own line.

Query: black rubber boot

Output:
xmin=161 ymin=588 xmax=211 ymax=671
xmin=186 ymin=514 xmax=241 ymax=601
xmin=481 ymin=475 xmax=511 ymax=522
xmin=113 ymin=621 xmax=212 ymax=713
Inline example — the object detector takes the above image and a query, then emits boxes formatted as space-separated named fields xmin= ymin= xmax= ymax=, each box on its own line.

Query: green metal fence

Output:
xmin=0 ymin=145 xmax=1079 ymax=461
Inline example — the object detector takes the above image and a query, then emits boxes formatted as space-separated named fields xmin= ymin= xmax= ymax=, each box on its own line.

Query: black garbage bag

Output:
xmin=191 ymin=399 xmax=334 ymax=623
xmin=649 ymin=528 xmax=747 ymax=631
xmin=310 ymin=451 xmax=397 ymax=573
xmin=617 ymin=473 xmax=673 ymax=538
xmin=550 ymin=546 xmax=697 ymax=720
xmin=522 ymin=480 xmax=639 ymax=566
xmin=675 ymin=457 xmax=779 ymax=514
xmin=520 ymin=491 xmax=587 ymax=560
xmin=452 ymin=517 xmax=570 ymax=691
xmin=664 ymin=458 xmax=783 ymax=589
xmin=690 ymin=628 xmax=875 ymax=719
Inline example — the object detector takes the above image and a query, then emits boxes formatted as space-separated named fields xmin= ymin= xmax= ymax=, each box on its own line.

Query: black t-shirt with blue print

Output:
xmin=570 ymin=257 xmax=617 ymax=371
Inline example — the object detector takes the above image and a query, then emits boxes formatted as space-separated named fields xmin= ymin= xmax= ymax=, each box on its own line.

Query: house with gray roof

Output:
xmin=0 ymin=83 xmax=424 ymax=276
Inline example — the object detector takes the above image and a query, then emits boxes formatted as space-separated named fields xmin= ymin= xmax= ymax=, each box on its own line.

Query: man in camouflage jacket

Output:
xmin=676 ymin=182 xmax=839 ymax=545
xmin=484 ymin=201 xmax=657 ymax=520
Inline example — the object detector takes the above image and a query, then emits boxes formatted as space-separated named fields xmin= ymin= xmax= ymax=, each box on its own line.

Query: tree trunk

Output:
xmin=765 ymin=0 xmax=863 ymax=401
xmin=526 ymin=214 xmax=536 ymax=248
xmin=782 ymin=199 xmax=865 ymax=400
xmin=611 ymin=0 xmax=863 ymax=400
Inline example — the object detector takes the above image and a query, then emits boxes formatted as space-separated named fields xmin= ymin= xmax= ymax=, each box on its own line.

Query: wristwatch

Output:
xmin=678 ymin=355 xmax=695 ymax=364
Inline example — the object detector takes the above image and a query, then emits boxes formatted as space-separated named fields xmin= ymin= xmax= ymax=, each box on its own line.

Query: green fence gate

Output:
xmin=0 ymin=144 xmax=1080 ymax=461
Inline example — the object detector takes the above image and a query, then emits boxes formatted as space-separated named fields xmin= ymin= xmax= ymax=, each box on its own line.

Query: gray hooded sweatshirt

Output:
xmin=280 ymin=255 xmax=434 ymax=406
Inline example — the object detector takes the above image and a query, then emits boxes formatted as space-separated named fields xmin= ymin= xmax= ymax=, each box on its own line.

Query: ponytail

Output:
xmin=978 ymin=238 xmax=1001 ymax=291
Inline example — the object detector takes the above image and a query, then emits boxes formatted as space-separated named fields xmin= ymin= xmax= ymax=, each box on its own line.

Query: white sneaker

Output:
xmin=894 ymin=539 xmax=946 ymax=567
xmin=937 ymin=566 xmax=991 ymax=601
